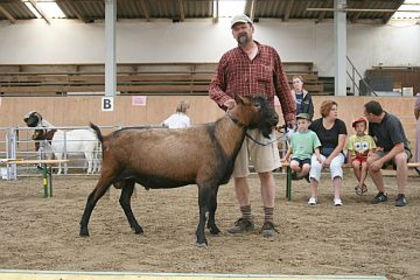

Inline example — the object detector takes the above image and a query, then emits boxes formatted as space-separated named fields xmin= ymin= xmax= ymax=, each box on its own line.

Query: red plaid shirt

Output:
xmin=209 ymin=41 xmax=296 ymax=122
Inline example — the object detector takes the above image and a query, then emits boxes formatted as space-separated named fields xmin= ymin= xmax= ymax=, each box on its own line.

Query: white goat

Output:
xmin=24 ymin=111 xmax=101 ymax=174
xmin=52 ymin=129 xmax=100 ymax=174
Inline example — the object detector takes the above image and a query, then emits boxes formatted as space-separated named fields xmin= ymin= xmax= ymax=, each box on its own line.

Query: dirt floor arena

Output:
xmin=0 ymin=171 xmax=419 ymax=280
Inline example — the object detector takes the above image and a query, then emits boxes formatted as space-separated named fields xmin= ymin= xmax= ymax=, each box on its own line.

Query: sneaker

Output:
xmin=371 ymin=192 xmax=388 ymax=204
xmin=333 ymin=198 xmax=343 ymax=206
xmin=261 ymin=221 xmax=278 ymax=238
xmin=308 ymin=197 xmax=317 ymax=205
xmin=395 ymin=194 xmax=407 ymax=207
xmin=227 ymin=218 xmax=254 ymax=234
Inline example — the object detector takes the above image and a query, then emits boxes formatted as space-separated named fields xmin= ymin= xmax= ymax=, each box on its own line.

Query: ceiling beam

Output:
xmin=249 ymin=0 xmax=256 ymax=20
xmin=350 ymin=0 xmax=362 ymax=23
xmin=177 ymin=0 xmax=184 ymax=21
xmin=309 ymin=8 xmax=420 ymax=13
xmin=350 ymin=11 xmax=361 ymax=23
xmin=59 ymin=0 xmax=89 ymax=23
xmin=137 ymin=0 xmax=150 ymax=21
xmin=28 ymin=0 xmax=50 ymax=24
xmin=316 ymin=0 xmax=333 ymax=23
xmin=213 ymin=0 xmax=218 ymax=23
xmin=283 ymin=0 xmax=294 ymax=21
xmin=383 ymin=0 xmax=404 ymax=24
xmin=0 ymin=4 xmax=16 ymax=24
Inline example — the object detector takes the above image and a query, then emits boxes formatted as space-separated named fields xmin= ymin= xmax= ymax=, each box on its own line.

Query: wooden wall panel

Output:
xmin=0 ymin=96 xmax=417 ymax=151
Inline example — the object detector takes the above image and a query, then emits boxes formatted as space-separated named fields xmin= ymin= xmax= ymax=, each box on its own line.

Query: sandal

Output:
xmin=361 ymin=184 xmax=368 ymax=194
xmin=355 ymin=185 xmax=363 ymax=196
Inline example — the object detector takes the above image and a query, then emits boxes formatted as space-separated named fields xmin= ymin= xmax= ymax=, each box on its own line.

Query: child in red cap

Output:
xmin=347 ymin=117 xmax=376 ymax=195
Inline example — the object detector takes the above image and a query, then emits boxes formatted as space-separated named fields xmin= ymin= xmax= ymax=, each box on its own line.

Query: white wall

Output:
xmin=0 ymin=18 xmax=419 ymax=77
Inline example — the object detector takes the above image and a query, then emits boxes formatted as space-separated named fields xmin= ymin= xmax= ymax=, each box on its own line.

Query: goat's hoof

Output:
xmin=79 ymin=229 xmax=90 ymax=237
xmin=209 ymin=227 xmax=221 ymax=235
xmin=134 ymin=228 xmax=144 ymax=235
xmin=195 ymin=241 xmax=209 ymax=249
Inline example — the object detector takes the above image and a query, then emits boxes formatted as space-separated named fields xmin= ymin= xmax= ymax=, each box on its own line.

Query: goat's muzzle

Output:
xmin=24 ymin=117 xmax=39 ymax=127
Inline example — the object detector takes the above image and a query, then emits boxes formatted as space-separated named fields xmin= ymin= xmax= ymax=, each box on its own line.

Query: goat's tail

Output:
xmin=89 ymin=122 xmax=104 ymax=144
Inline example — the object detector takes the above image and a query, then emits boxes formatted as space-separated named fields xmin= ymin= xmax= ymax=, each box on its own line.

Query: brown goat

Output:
xmin=79 ymin=96 xmax=279 ymax=247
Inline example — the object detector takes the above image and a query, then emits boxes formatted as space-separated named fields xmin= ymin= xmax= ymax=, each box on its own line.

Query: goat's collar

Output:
xmin=227 ymin=111 xmax=246 ymax=127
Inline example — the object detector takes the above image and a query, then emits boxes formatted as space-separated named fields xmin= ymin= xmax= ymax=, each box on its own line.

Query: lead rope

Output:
xmin=226 ymin=109 xmax=286 ymax=147
xmin=244 ymin=129 xmax=285 ymax=147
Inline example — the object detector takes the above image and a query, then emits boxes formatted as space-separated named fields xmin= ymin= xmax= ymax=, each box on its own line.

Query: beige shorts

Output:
xmin=232 ymin=129 xmax=281 ymax=178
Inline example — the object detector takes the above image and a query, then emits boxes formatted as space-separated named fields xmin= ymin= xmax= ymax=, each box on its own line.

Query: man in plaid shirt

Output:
xmin=209 ymin=14 xmax=296 ymax=237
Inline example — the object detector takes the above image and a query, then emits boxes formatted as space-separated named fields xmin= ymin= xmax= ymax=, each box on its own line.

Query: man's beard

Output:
xmin=237 ymin=33 xmax=250 ymax=46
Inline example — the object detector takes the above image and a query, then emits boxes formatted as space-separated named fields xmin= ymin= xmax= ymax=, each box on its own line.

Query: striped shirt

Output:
xmin=209 ymin=41 xmax=296 ymax=122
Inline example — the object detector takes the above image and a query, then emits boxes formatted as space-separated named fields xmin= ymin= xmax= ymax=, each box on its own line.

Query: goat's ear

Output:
xmin=236 ymin=95 xmax=245 ymax=105
xmin=237 ymin=95 xmax=251 ymax=105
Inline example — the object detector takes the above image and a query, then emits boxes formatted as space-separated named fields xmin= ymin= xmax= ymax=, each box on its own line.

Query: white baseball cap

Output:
xmin=230 ymin=14 xmax=253 ymax=28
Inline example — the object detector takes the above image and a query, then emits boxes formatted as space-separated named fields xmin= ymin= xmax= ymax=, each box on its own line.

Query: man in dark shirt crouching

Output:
xmin=364 ymin=101 xmax=412 ymax=207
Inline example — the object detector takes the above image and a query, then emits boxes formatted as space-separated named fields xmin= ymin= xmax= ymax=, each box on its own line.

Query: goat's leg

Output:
xmin=85 ymin=152 xmax=93 ymax=174
xmin=95 ymin=154 xmax=101 ymax=174
xmin=119 ymin=180 xmax=143 ymax=235
xmin=92 ymin=150 xmax=98 ymax=173
xmin=196 ymin=185 xmax=210 ymax=247
xmin=79 ymin=173 xmax=115 ymax=237
xmin=56 ymin=153 xmax=63 ymax=175
xmin=95 ymin=142 xmax=102 ymax=173
xmin=206 ymin=185 xmax=221 ymax=235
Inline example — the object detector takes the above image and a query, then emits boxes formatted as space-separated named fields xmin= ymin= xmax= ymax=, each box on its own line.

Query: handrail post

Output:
xmin=352 ymin=67 xmax=357 ymax=96
xmin=347 ymin=55 xmax=377 ymax=96
xmin=64 ymin=131 xmax=67 ymax=175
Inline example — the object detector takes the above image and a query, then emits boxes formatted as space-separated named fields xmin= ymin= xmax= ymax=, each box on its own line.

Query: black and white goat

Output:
xmin=24 ymin=111 xmax=101 ymax=174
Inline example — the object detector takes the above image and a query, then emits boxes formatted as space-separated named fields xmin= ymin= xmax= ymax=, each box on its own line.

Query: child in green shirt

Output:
xmin=281 ymin=113 xmax=322 ymax=181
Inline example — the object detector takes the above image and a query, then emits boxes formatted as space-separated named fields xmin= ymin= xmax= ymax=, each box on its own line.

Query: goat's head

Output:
xmin=231 ymin=95 xmax=278 ymax=138
xmin=24 ymin=111 xmax=43 ymax=127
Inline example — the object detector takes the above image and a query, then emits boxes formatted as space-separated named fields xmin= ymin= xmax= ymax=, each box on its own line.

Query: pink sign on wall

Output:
xmin=132 ymin=96 xmax=147 ymax=106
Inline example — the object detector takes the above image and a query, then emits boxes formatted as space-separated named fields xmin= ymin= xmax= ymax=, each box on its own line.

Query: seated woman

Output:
xmin=162 ymin=101 xmax=191 ymax=129
xmin=308 ymin=100 xmax=347 ymax=206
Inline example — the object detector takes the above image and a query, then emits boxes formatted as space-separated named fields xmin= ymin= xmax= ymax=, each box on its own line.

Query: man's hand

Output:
xmin=224 ymin=99 xmax=237 ymax=110
xmin=275 ymin=125 xmax=285 ymax=133
xmin=370 ymin=159 xmax=383 ymax=172
xmin=287 ymin=119 xmax=296 ymax=129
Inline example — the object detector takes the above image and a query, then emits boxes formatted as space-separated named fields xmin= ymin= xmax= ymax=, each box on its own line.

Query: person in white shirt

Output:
xmin=162 ymin=101 xmax=191 ymax=129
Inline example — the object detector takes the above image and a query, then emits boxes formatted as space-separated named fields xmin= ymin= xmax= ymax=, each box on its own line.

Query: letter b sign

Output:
xmin=102 ymin=97 xmax=114 ymax=112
